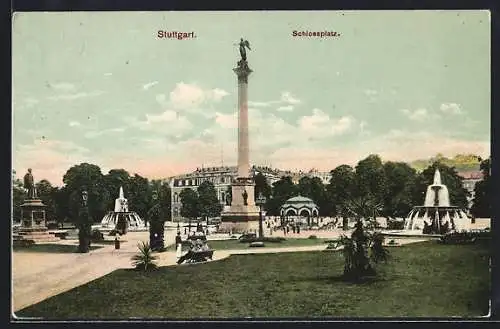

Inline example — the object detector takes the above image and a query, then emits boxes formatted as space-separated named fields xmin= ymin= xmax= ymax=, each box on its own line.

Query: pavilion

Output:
xmin=280 ymin=195 xmax=320 ymax=226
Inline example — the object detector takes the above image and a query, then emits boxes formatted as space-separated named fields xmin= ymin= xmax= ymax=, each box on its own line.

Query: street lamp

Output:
xmin=82 ymin=190 xmax=88 ymax=207
xmin=256 ymin=192 xmax=267 ymax=239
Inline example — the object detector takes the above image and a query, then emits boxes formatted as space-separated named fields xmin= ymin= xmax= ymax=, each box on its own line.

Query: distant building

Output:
xmin=169 ymin=165 xmax=285 ymax=221
xmin=458 ymin=171 xmax=484 ymax=209
xmin=304 ymin=168 xmax=332 ymax=185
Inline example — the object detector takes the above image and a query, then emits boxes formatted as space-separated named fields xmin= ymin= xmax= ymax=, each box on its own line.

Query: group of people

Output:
xmin=176 ymin=233 xmax=213 ymax=264
xmin=281 ymin=224 xmax=301 ymax=235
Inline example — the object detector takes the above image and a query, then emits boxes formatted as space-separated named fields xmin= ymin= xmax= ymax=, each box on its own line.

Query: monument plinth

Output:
xmin=13 ymin=169 xmax=59 ymax=246
xmin=220 ymin=40 xmax=261 ymax=233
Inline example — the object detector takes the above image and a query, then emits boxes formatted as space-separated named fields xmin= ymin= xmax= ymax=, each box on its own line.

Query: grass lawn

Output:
xmin=13 ymin=243 xmax=103 ymax=253
xmin=16 ymin=240 xmax=490 ymax=319
xmin=166 ymin=237 xmax=332 ymax=251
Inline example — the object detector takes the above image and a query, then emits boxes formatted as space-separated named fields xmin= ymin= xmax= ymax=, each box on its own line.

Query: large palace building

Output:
xmin=168 ymin=165 xmax=331 ymax=221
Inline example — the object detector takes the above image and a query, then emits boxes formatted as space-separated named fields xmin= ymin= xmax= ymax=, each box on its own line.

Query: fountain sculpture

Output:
xmin=99 ymin=186 xmax=146 ymax=232
xmin=404 ymin=169 xmax=469 ymax=234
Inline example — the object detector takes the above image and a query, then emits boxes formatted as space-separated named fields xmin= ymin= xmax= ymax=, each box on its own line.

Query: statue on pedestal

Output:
xmin=242 ymin=190 xmax=248 ymax=206
xmin=23 ymin=168 xmax=37 ymax=199
xmin=238 ymin=38 xmax=251 ymax=62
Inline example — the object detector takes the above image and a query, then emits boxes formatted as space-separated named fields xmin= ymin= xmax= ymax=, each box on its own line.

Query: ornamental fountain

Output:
xmin=404 ymin=168 xmax=469 ymax=234
xmin=97 ymin=186 xmax=147 ymax=232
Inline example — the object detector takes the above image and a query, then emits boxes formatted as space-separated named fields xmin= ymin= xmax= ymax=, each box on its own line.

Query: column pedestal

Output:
xmin=220 ymin=178 xmax=260 ymax=233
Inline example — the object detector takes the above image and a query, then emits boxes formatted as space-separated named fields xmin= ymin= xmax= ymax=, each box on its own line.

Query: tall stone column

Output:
xmin=220 ymin=60 xmax=260 ymax=233
xmin=234 ymin=61 xmax=252 ymax=178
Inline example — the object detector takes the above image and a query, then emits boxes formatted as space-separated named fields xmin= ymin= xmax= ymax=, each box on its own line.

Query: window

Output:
xmin=173 ymin=208 xmax=179 ymax=217
xmin=221 ymin=192 xmax=225 ymax=203
xmin=174 ymin=192 xmax=179 ymax=203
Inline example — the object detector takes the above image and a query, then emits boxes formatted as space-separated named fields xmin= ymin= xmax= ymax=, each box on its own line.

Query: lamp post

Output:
xmin=78 ymin=189 xmax=90 ymax=253
xmin=149 ymin=190 xmax=164 ymax=251
xmin=256 ymin=192 xmax=266 ymax=239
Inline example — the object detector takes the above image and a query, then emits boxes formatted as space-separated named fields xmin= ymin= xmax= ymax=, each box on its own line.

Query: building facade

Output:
xmin=169 ymin=165 xmax=287 ymax=221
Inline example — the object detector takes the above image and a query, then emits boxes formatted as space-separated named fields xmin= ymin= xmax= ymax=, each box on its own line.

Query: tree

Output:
xmin=382 ymin=162 xmax=419 ymax=218
xmin=327 ymin=165 xmax=355 ymax=230
xmin=104 ymin=169 xmax=131 ymax=209
xmin=179 ymin=188 xmax=200 ymax=225
xmin=148 ymin=179 xmax=171 ymax=226
xmin=471 ymin=158 xmax=490 ymax=218
xmin=254 ymin=173 xmax=272 ymax=201
xmin=417 ymin=162 xmax=469 ymax=209
xmin=159 ymin=181 xmax=172 ymax=222
xmin=63 ymin=163 xmax=110 ymax=223
xmin=128 ymin=174 xmax=151 ymax=220
xmin=337 ymin=196 xmax=389 ymax=282
xmin=197 ymin=181 xmax=223 ymax=225
xmin=147 ymin=190 xmax=166 ymax=251
xmin=266 ymin=176 xmax=297 ymax=216
xmin=35 ymin=179 xmax=57 ymax=222
xmin=53 ymin=186 xmax=71 ymax=227
xmin=298 ymin=176 xmax=329 ymax=216
xmin=354 ymin=154 xmax=386 ymax=202
xmin=12 ymin=170 xmax=26 ymax=223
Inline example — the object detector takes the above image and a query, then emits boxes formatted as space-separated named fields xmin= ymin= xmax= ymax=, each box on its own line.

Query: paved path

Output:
xmin=12 ymin=230 xmax=428 ymax=313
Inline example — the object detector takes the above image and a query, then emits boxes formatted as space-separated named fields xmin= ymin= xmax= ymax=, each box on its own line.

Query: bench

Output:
xmin=178 ymin=249 xmax=215 ymax=264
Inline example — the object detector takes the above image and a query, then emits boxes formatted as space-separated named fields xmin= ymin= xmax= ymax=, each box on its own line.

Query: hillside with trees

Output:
xmin=409 ymin=153 xmax=482 ymax=173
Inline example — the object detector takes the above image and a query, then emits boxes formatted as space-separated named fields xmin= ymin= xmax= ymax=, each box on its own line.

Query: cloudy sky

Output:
xmin=13 ymin=11 xmax=490 ymax=186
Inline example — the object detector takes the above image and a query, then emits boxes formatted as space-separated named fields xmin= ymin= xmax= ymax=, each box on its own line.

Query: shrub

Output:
xmin=14 ymin=240 xmax=35 ymax=248
xmin=239 ymin=236 xmax=285 ymax=243
xmin=108 ymin=229 xmax=119 ymax=236
xmin=308 ymin=235 xmax=318 ymax=239
xmin=91 ymin=229 xmax=104 ymax=242
xmin=338 ymin=220 xmax=390 ymax=281
xmin=131 ymin=241 xmax=158 ymax=271
xmin=238 ymin=233 xmax=257 ymax=241
xmin=386 ymin=219 xmax=404 ymax=230
xmin=439 ymin=231 xmax=483 ymax=245
xmin=46 ymin=222 xmax=59 ymax=230
xmin=326 ymin=241 xmax=339 ymax=250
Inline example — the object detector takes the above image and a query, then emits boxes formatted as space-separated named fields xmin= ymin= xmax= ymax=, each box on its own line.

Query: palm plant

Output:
xmin=337 ymin=196 xmax=390 ymax=281
xmin=131 ymin=241 xmax=158 ymax=271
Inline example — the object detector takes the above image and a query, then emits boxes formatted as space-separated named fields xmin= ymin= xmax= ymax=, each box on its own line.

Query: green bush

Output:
xmin=91 ymin=229 xmax=104 ymax=242
xmin=131 ymin=241 xmax=158 ymax=271
xmin=239 ymin=236 xmax=285 ymax=243
xmin=308 ymin=235 xmax=318 ymax=239
xmin=386 ymin=219 xmax=404 ymax=230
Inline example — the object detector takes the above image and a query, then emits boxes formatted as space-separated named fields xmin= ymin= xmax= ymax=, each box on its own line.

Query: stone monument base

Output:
xmin=13 ymin=227 xmax=60 ymax=247
xmin=220 ymin=204 xmax=261 ymax=233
